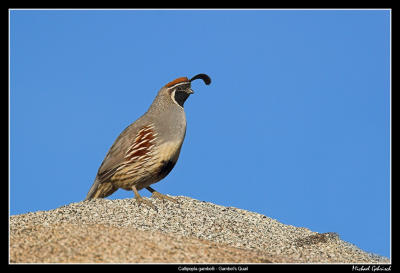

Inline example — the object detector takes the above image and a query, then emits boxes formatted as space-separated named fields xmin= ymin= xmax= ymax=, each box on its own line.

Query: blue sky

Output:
xmin=10 ymin=9 xmax=391 ymax=258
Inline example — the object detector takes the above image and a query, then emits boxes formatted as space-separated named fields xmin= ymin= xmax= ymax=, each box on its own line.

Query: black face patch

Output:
xmin=158 ymin=160 xmax=176 ymax=179
xmin=174 ymin=91 xmax=190 ymax=107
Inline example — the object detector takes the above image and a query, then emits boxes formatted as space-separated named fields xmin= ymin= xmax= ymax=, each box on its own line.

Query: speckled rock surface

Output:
xmin=10 ymin=196 xmax=390 ymax=263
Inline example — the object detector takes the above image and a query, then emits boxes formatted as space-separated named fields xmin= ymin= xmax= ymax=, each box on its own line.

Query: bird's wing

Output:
xmin=96 ymin=122 xmax=143 ymax=183
xmin=85 ymin=122 xmax=144 ymax=200
xmin=85 ymin=109 xmax=161 ymax=200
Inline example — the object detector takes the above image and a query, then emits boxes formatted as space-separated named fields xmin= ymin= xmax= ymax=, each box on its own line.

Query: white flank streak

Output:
xmin=127 ymin=156 xmax=139 ymax=161
xmin=142 ymin=132 xmax=153 ymax=139
xmin=131 ymin=139 xmax=149 ymax=150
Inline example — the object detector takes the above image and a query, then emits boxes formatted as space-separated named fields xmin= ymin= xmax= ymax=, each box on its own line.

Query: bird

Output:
xmin=85 ymin=73 xmax=211 ymax=209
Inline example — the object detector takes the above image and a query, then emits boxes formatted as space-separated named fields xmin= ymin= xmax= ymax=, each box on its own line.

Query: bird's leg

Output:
xmin=132 ymin=185 xmax=157 ymax=211
xmin=146 ymin=186 xmax=177 ymax=203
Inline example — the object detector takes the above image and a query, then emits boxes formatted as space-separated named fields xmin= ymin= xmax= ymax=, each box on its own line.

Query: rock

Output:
xmin=9 ymin=196 xmax=390 ymax=263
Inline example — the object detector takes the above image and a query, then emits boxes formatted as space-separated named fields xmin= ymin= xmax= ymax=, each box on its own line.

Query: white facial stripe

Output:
xmin=170 ymin=90 xmax=182 ymax=107
xmin=166 ymin=81 xmax=190 ymax=90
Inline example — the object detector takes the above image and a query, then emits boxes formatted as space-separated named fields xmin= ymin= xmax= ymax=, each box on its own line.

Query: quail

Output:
xmin=85 ymin=74 xmax=211 ymax=209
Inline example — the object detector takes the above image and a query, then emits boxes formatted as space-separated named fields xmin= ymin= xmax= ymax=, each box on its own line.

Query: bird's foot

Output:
xmin=132 ymin=185 xmax=157 ymax=211
xmin=135 ymin=196 xmax=157 ymax=211
xmin=150 ymin=191 xmax=178 ymax=203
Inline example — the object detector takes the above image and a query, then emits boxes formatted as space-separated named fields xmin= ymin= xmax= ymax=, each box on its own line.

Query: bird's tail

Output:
xmin=84 ymin=177 xmax=100 ymax=200
xmin=84 ymin=178 xmax=117 ymax=200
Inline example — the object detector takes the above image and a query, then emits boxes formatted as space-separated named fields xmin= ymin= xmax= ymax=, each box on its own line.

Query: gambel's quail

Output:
xmin=85 ymin=74 xmax=211 ymax=209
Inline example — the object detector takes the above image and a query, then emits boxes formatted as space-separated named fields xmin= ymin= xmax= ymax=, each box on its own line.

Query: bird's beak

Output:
xmin=187 ymin=89 xmax=194 ymax=94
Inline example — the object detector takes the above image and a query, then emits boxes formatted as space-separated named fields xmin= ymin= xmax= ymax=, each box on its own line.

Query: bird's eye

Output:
xmin=177 ymin=85 xmax=187 ymax=92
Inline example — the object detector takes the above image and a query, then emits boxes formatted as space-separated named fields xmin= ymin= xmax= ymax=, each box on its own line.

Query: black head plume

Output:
xmin=190 ymin=74 xmax=211 ymax=85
